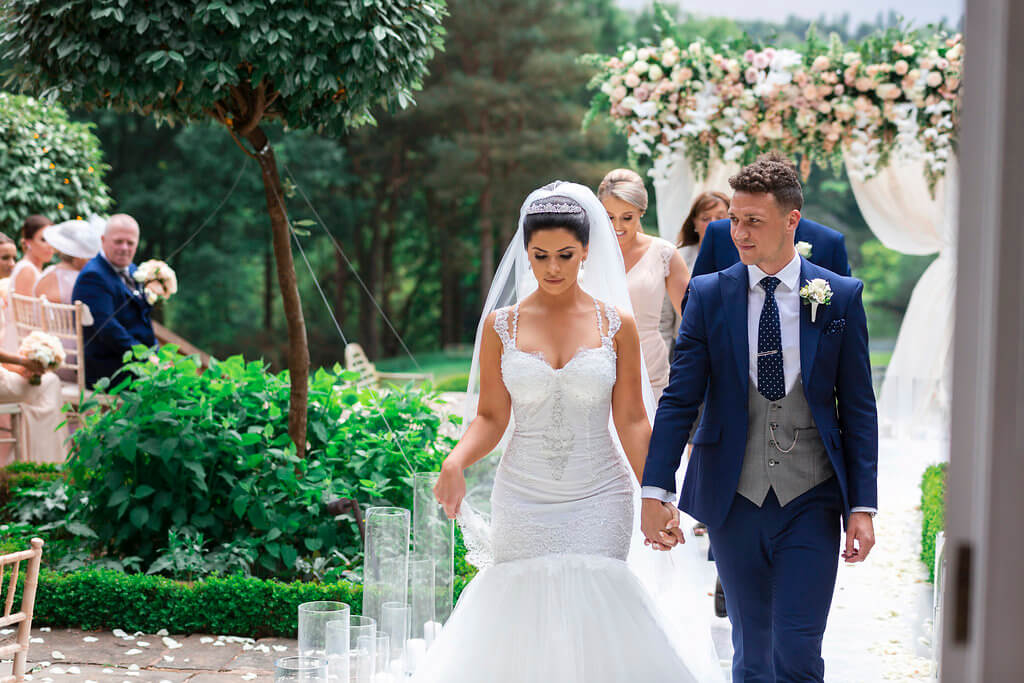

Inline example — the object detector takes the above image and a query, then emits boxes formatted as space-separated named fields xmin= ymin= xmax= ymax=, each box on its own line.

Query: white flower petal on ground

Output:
xmin=123 ymin=649 xmax=142 ymax=656
xmin=50 ymin=651 xmax=64 ymax=660
xmin=136 ymin=641 xmax=150 ymax=647
xmin=48 ymin=668 xmax=65 ymax=675
xmin=128 ymin=664 xmax=140 ymax=671
xmin=212 ymin=641 xmax=226 ymax=647
xmin=39 ymin=627 xmax=51 ymax=633
xmin=199 ymin=636 xmax=214 ymax=644
xmin=155 ymin=629 xmax=169 ymax=636
xmin=30 ymin=637 xmax=44 ymax=644
xmin=112 ymin=629 xmax=128 ymax=639
xmin=162 ymin=655 xmax=175 ymax=663
xmin=272 ymin=645 xmax=289 ymax=652
xmin=82 ymin=636 xmax=98 ymax=643
xmin=67 ymin=667 xmax=80 ymax=675
xmin=242 ymin=674 xmax=258 ymax=681
xmin=162 ymin=636 xmax=182 ymax=649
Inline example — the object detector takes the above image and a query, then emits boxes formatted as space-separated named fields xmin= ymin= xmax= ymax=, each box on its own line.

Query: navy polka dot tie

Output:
xmin=757 ymin=276 xmax=785 ymax=401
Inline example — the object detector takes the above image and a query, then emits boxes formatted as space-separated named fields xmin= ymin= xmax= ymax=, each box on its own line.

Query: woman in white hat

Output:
xmin=34 ymin=218 xmax=102 ymax=304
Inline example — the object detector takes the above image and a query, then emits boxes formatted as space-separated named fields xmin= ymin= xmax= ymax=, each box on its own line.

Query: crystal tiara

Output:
xmin=526 ymin=200 xmax=584 ymax=215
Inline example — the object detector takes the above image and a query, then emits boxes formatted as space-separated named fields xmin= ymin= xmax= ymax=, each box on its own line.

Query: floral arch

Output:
xmin=588 ymin=25 xmax=963 ymax=436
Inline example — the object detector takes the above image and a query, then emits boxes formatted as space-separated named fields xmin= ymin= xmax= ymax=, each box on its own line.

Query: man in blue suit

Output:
xmin=641 ymin=154 xmax=877 ymax=681
xmin=72 ymin=214 xmax=157 ymax=388
xmin=692 ymin=214 xmax=851 ymax=278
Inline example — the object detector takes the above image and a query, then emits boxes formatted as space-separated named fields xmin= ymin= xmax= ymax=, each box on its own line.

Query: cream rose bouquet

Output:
xmin=133 ymin=260 xmax=178 ymax=305
xmin=18 ymin=331 xmax=65 ymax=384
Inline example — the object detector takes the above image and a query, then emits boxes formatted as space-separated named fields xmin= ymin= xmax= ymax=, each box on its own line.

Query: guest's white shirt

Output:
xmin=641 ymin=252 xmax=876 ymax=515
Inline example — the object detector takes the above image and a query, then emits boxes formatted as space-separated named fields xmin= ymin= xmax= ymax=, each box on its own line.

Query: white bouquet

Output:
xmin=18 ymin=331 xmax=66 ymax=385
xmin=133 ymin=259 xmax=179 ymax=305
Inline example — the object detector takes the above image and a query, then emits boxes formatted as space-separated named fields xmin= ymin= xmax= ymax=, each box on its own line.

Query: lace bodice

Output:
xmin=483 ymin=299 xmax=634 ymax=565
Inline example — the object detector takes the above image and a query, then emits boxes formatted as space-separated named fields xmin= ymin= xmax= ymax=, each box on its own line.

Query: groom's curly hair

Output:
xmin=729 ymin=152 xmax=803 ymax=212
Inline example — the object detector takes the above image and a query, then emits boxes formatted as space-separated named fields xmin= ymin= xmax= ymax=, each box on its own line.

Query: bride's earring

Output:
xmin=578 ymin=258 xmax=587 ymax=282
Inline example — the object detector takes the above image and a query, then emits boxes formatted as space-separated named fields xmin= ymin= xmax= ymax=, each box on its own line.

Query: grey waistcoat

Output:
xmin=737 ymin=376 xmax=834 ymax=508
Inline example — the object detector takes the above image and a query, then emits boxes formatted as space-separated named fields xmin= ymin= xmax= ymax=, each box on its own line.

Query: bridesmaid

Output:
xmin=597 ymin=169 xmax=689 ymax=401
xmin=660 ymin=191 xmax=731 ymax=351
xmin=676 ymin=191 xmax=730 ymax=272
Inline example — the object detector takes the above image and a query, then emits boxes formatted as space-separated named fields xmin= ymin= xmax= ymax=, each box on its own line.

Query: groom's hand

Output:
xmin=641 ymin=499 xmax=685 ymax=551
xmin=843 ymin=512 xmax=876 ymax=563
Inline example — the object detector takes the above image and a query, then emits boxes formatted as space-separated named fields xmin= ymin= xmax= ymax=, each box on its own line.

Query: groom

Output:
xmin=641 ymin=153 xmax=878 ymax=681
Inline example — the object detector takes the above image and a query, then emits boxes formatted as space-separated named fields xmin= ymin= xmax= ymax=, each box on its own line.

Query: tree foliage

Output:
xmin=0 ymin=0 xmax=445 ymax=132
xmin=0 ymin=92 xmax=111 ymax=233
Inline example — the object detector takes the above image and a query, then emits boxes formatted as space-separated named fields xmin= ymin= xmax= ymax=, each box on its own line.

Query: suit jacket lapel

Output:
xmin=799 ymin=258 xmax=822 ymax=392
xmin=720 ymin=264 xmax=749 ymax=393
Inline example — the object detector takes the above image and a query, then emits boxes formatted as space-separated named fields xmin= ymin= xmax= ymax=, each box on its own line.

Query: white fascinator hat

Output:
xmin=42 ymin=215 xmax=104 ymax=260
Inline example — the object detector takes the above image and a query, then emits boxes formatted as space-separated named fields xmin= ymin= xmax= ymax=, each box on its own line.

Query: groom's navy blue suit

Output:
xmin=644 ymin=258 xmax=877 ymax=681
xmin=692 ymin=217 xmax=851 ymax=279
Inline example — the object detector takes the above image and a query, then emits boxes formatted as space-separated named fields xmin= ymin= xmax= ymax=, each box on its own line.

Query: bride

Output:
xmin=418 ymin=182 xmax=722 ymax=682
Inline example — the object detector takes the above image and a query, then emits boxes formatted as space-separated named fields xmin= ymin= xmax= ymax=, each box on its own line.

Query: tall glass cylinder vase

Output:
xmin=407 ymin=556 xmax=436 ymax=645
xmin=412 ymin=471 xmax=454 ymax=626
xmin=298 ymin=602 xmax=350 ymax=660
xmin=363 ymin=507 xmax=410 ymax=625
xmin=324 ymin=619 xmax=350 ymax=683
xmin=348 ymin=616 xmax=377 ymax=683
xmin=379 ymin=601 xmax=409 ymax=676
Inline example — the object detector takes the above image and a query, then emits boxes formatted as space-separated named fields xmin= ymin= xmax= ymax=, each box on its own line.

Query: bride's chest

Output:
xmin=501 ymin=347 xmax=617 ymax=408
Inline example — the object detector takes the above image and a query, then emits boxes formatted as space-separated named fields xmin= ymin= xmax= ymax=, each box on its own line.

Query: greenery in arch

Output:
xmin=0 ymin=0 xmax=447 ymax=456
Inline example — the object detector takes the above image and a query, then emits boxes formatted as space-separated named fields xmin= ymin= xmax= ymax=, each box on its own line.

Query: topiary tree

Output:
xmin=0 ymin=92 xmax=111 ymax=234
xmin=0 ymin=0 xmax=447 ymax=456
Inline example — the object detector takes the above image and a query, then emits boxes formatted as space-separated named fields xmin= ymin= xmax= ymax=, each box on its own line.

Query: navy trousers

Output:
xmin=708 ymin=478 xmax=842 ymax=682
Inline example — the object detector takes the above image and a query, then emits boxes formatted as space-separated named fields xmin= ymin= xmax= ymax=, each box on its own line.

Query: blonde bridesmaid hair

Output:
xmin=597 ymin=168 xmax=648 ymax=213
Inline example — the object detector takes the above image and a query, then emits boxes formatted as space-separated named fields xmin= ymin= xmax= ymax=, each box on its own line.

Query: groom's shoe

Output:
xmin=714 ymin=577 xmax=727 ymax=618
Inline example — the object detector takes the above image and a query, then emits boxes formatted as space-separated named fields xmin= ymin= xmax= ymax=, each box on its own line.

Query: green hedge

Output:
xmin=26 ymin=568 xmax=362 ymax=638
xmin=920 ymin=463 xmax=948 ymax=582
xmin=0 ymin=462 xmax=60 ymax=507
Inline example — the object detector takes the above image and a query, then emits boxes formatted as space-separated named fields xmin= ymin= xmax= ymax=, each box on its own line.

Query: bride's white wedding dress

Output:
xmin=412 ymin=300 xmax=701 ymax=682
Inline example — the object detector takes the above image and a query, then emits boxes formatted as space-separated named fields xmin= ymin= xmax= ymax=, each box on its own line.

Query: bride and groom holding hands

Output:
xmin=425 ymin=153 xmax=878 ymax=682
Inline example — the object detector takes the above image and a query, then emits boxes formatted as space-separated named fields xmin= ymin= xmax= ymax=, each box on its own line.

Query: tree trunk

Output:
xmin=263 ymin=241 xmax=273 ymax=332
xmin=243 ymin=126 xmax=309 ymax=458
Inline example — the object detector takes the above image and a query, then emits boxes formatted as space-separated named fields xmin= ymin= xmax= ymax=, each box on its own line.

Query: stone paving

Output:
xmin=1 ymin=627 xmax=295 ymax=682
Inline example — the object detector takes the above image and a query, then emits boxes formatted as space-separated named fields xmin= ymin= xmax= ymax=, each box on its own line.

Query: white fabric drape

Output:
xmin=652 ymin=151 xmax=739 ymax=243
xmin=846 ymin=157 xmax=959 ymax=439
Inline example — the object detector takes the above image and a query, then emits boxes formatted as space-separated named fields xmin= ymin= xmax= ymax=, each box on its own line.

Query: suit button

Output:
xmin=768 ymin=459 xmax=778 ymax=467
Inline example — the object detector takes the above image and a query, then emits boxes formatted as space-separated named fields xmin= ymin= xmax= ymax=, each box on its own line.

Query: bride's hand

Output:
xmin=434 ymin=460 xmax=466 ymax=520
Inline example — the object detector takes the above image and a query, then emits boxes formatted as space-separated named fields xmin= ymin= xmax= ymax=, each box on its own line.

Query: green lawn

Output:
xmin=376 ymin=349 xmax=473 ymax=388
xmin=870 ymin=350 xmax=892 ymax=368
xmin=377 ymin=347 xmax=891 ymax=390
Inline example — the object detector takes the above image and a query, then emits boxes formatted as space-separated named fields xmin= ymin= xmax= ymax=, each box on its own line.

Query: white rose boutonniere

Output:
xmin=796 ymin=241 xmax=813 ymax=258
xmin=799 ymin=278 xmax=833 ymax=323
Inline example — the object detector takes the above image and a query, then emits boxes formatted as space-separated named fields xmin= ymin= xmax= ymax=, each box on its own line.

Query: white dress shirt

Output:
xmin=642 ymin=253 xmax=876 ymax=515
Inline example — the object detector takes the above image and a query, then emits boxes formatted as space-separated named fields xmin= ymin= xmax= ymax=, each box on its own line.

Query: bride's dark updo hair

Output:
xmin=522 ymin=195 xmax=590 ymax=247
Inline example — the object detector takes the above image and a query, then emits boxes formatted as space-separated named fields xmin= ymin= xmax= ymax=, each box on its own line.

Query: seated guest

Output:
xmin=11 ymin=215 xmax=55 ymax=297
xmin=0 ymin=234 xmax=17 ymax=279
xmin=35 ymin=219 xmax=102 ymax=304
xmin=71 ymin=214 xmax=157 ymax=388
xmin=0 ymin=352 xmax=66 ymax=466
xmin=36 ymin=220 xmax=101 ymax=386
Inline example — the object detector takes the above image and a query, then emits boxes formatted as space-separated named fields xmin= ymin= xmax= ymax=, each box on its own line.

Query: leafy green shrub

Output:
xmin=0 ymin=92 xmax=112 ymax=233
xmin=920 ymin=463 xmax=947 ymax=582
xmin=68 ymin=348 xmax=456 ymax=580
